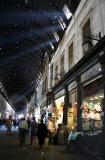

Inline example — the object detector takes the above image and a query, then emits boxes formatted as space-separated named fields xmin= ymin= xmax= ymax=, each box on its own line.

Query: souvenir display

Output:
xmin=82 ymin=99 xmax=102 ymax=131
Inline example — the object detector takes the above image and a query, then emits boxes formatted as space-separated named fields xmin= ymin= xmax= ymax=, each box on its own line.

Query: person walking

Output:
xmin=27 ymin=117 xmax=31 ymax=135
xmin=18 ymin=117 xmax=28 ymax=147
xmin=6 ymin=115 xmax=12 ymax=135
xmin=48 ymin=118 xmax=54 ymax=144
xmin=37 ymin=119 xmax=48 ymax=149
xmin=0 ymin=118 xmax=3 ymax=129
xmin=30 ymin=117 xmax=37 ymax=146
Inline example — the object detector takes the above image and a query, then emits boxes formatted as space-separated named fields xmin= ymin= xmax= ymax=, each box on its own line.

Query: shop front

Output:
xmin=52 ymin=37 xmax=105 ymax=155
xmin=67 ymin=81 xmax=77 ymax=130
xmin=52 ymin=90 xmax=65 ymax=129
xmin=54 ymin=96 xmax=64 ymax=126
xmin=82 ymin=79 xmax=103 ymax=132
xmin=78 ymin=77 xmax=104 ymax=157
xmin=81 ymin=63 xmax=103 ymax=132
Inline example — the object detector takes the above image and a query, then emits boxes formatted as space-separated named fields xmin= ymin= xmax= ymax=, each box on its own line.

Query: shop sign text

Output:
xmin=81 ymin=63 xmax=101 ymax=83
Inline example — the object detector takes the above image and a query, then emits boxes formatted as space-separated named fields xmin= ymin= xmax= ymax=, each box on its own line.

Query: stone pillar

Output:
xmin=99 ymin=51 xmax=105 ymax=159
xmin=46 ymin=95 xmax=48 ymax=108
xmin=76 ymin=76 xmax=82 ymax=132
xmin=63 ymin=84 xmax=69 ymax=125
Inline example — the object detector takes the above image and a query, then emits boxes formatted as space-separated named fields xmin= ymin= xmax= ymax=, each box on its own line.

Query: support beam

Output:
xmin=63 ymin=84 xmax=69 ymax=125
xmin=76 ymin=76 xmax=82 ymax=132
xmin=99 ymin=51 xmax=105 ymax=159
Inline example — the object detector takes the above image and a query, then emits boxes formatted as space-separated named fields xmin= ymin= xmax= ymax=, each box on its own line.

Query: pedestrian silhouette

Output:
xmin=30 ymin=117 xmax=37 ymax=146
xmin=37 ymin=119 xmax=48 ymax=148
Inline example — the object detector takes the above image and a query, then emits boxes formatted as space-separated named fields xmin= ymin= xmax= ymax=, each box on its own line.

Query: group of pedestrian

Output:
xmin=18 ymin=117 xmax=48 ymax=149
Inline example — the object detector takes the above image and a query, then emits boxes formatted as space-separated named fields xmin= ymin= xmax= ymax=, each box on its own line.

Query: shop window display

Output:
xmin=54 ymin=97 xmax=64 ymax=128
xmin=81 ymin=96 xmax=103 ymax=132
xmin=67 ymin=104 xmax=77 ymax=129
xmin=67 ymin=91 xmax=77 ymax=129
xmin=48 ymin=98 xmax=64 ymax=130
xmin=82 ymin=78 xmax=103 ymax=132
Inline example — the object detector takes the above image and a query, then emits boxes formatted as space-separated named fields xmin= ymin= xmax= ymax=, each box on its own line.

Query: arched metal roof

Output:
xmin=0 ymin=0 xmax=81 ymax=111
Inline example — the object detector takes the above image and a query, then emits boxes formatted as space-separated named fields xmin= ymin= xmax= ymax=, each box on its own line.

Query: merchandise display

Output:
xmin=81 ymin=93 xmax=103 ymax=132
xmin=51 ymin=96 xmax=64 ymax=129
xmin=67 ymin=91 xmax=77 ymax=129
xmin=67 ymin=104 xmax=77 ymax=129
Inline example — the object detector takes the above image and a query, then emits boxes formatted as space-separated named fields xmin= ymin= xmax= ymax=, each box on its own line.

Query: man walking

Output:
xmin=30 ymin=117 xmax=37 ymax=146
xmin=18 ymin=117 xmax=28 ymax=147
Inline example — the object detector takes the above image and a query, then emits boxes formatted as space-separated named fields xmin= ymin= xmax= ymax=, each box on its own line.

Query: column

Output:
xmin=46 ymin=95 xmax=48 ymax=108
xmin=76 ymin=76 xmax=82 ymax=132
xmin=99 ymin=51 xmax=105 ymax=159
xmin=63 ymin=84 xmax=69 ymax=125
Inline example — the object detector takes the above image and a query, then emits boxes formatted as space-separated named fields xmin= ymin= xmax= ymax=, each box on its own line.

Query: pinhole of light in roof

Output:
xmin=54 ymin=16 xmax=57 ymax=19
xmin=50 ymin=42 xmax=54 ymax=50
xmin=58 ymin=17 xmax=66 ymax=30
xmin=63 ymin=4 xmax=72 ymax=20
xmin=17 ymin=4 xmax=20 ymax=8
xmin=27 ymin=21 xmax=30 ymax=24
xmin=14 ymin=24 xmax=18 ymax=27
xmin=13 ymin=56 xmax=16 ymax=59
xmin=25 ymin=0 xmax=28 ymax=5
xmin=53 ymin=32 xmax=59 ymax=42
xmin=20 ymin=14 xmax=23 ymax=17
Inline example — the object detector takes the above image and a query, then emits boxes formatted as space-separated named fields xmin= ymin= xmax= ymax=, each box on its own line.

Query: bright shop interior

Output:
xmin=67 ymin=91 xmax=77 ymax=130
xmin=82 ymin=92 xmax=104 ymax=132
xmin=52 ymin=96 xmax=64 ymax=129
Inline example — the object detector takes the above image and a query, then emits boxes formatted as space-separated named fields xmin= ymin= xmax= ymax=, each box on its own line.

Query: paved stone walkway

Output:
xmin=0 ymin=129 xmax=93 ymax=160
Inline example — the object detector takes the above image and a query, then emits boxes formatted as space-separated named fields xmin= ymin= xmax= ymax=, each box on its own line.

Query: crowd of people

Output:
xmin=0 ymin=116 xmax=70 ymax=149
xmin=18 ymin=117 xmax=48 ymax=148
xmin=0 ymin=116 xmax=49 ymax=148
